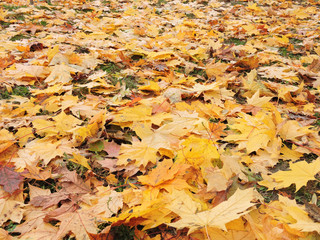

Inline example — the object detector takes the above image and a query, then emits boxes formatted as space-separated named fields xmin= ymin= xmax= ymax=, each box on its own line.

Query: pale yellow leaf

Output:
xmin=169 ymin=188 xmax=256 ymax=234
xmin=259 ymin=159 xmax=320 ymax=191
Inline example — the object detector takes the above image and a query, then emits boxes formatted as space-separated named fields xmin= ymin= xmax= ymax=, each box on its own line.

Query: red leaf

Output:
xmin=0 ymin=167 xmax=23 ymax=194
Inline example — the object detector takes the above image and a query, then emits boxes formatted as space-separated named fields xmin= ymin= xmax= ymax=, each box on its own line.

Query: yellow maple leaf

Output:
xmin=279 ymin=120 xmax=313 ymax=141
xmin=138 ymin=159 xmax=187 ymax=187
xmin=53 ymin=111 xmax=82 ymax=134
xmin=224 ymin=111 xmax=276 ymax=153
xmin=45 ymin=64 xmax=79 ymax=85
xmin=146 ymin=51 xmax=176 ymax=60
xmin=139 ymin=81 xmax=161 ymax=94
xmin=117 ymin=141 xmax=158 ymax=167
xmin=138 ymin=159 xmax=191 ymax=198
xmin=204 ymin=167 xmax=230 ymax=192
xmin=280 ymin=144 xmax=303 ymax=161
xmin=169 ymin=188 xmax=256 ymax=234
xmin=47 ymin=45 xmax=60 ymax=63
xmin=107 ymin=197 xmax=172 ymax=230
xmin=15 ymin=127 xmax=34 ymax=147
xmin=0 ymin=8 xmax=8 ymax=22
xmin=112 ymin=105 xmax=152 ymax=126
xmin=259 ymin=159 xmax=320 ymax=191
xmin=70 ymin=153 xmax=91 ymax=170
xmin=247 ymin=3 xmax=262 ymax=12
xmin=31 ymin=119 xmax=56 ymax=137
xmin=291 ymin=8 xmax=310 ymax=19
xmin=265 ymin=196 xmax=320 ymax=234
xmin=176 ymin=135 xmax=220 ymax=167
xmin=246 ymin=89 xmax=272 ymax=107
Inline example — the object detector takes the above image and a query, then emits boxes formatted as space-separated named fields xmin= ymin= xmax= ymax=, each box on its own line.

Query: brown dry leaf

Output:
xmin=19 ymin=223 xmax=58 ymax=240
xmin=0 ymin=198 xmax=24 ymax=226
xmin=0 ymin=167 xmax=23 ymax=194
xmin=53 ymin=210 xmax=98 ymax=240
xmin=103 ymin=140 xmax=120 ymax=157
xmin=30 ymin=190 xmax=70 ymax=209
xmin=22 ymin=164 xmax=51 ymax=181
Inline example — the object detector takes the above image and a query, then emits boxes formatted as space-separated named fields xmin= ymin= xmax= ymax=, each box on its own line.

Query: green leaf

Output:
xmin=89 ymin=140 xmax=104 ymax=152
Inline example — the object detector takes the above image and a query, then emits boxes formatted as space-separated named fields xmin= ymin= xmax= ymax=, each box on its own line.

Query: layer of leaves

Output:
xmin=1 ymin=0 xmax=320 ymax=239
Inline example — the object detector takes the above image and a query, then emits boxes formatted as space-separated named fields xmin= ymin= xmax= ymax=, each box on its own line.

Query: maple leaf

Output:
xmin=22 ymin=164 xmax=51 ymax=181
xmin=52 ymin=210 xmax=98 ymax=240
xmin=138 ymin=159 xmax=189 ymax=187
xmin=86 ymin=187 xmax=123 ymax=219
xmin=0 ymin=198 xmax=24 ymax=226
xmin=117 ymin=141 xmax=158 ymax=167
xmin=103 ymin=140 xmax=120 ymax=157
xmin=176 ymin=135 xmax=220 ymax=167
xmin=264 ymin=196 xmax=320 ymax=234
xmin=14 ymin=209 xmax=47 ymax=235
xmin=246 ymin=89 xmax=272 ymax=107
xmin=279 ymin=120 xmax=313 ymax=141
xmin=70 ymin=153 xmax=91 ymax=170
xmin=224 ymin=111 xmax=277 ymax=153
xmin=0 ymin=228 xmax=12 ymax=240
xmin=137 ymin=159 xmax=191 ymax=198
xmin=169 ymin=188 xmax=256 ymax=234
xmin=259 ymin=159 xmax=320 ymax=191
xmin=45 ymin=63 xmax=78 ymax=85
xmin=30 ymin=190 xmax=70 ymax=209
xmin=112 ymin=105 xmax=153 ymax=127
xmin=0 ymin=167 xmax=23 ymax=194
xmin=205 ymin=167 xmax=231 ymax=192
xmin=18 ymin=223 xmax=58 ymax=240
xmin=52 ymin=111 xmax=83 ymax=134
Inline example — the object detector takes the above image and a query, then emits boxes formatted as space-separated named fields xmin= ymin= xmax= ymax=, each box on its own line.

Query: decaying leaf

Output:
xmin=0 ymin=167 xmax=23 ymax=194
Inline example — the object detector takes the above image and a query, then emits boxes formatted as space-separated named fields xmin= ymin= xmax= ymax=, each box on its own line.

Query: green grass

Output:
xmin=10 ymin=34 xmax=31 ymax=41
xmin=0 ymin=21 xmax=11 ymax=28
xmin=74 ymin=46 xmax=90 ymax=54
xmin=1 ymin=4 xmax=27 ymax=10
xmin=313 ymin=113 xmax=320 ymax=127
xmin=13 ymin=13 xmax=25 ymax=21
xmin=130 ymin=54 xmax=144 ymax=61
xmin=278 ymin=47 xmax=302 ymax=59
xmin=256 ymin=186 xmax=278 ymax=203
xmin=29 ymin=178 xmax=58 ymax=193
xmin=224 ymin=38 xmax=246 ymax=46
xmin=110 ymin=225 xmax=136 ymax=240
xmin=64 ymin=153 xmax=89 ymax=177
xmin=111 ymin=76 xmax=137 ymax=89
xmin=185 ymin=13 xmax=196 ymax=19
xmin=199 ymin=1 xmax=209 ymax=5
xmin=189 ymin=68 xmax=207 ymax=78
xmin=35 ymin=5 xmax=51 ymax=10
xmin=0 ymin=86 xmax=31 ymax=99
xmin=98 ymin=62 xmax=122 ymax=74
xmin=290 ymin=38 xmax=303 ymax=44
xmin=97 ymin=62 xmax=138 ymax=89
xmin=39 ymin=20 xmax=48 ymax=26
xmin=156 ymin=0 xmax=167 ymax=7
xmin=4 ymin=221 xmax=18 ymax=232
